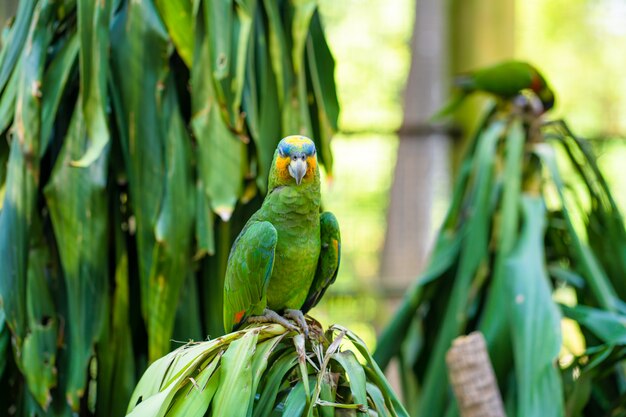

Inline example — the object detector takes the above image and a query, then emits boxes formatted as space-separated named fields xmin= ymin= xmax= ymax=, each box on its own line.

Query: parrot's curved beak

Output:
xmin=288 ymin=157 xmax=307 ymax=185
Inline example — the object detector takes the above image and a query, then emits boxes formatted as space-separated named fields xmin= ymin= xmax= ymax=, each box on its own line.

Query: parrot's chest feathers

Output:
xmin=262 ymin=185 xmax=321 ymax=310
xmin=268 ymin=186 xmax=320 ymax=249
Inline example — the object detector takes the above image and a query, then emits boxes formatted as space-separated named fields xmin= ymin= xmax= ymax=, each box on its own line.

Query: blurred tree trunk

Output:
xmin=379 ymin=0 xmax=450 ymax=405
xmin=380 ymin=0 xmax=450 ymax=303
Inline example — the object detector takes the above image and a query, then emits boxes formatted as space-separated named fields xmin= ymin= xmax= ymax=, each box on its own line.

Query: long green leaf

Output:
xmin=165 ymin=357 xmax=222 ymax=417
xmin=331 ymin=351 xmax=368 ymax=416
xmin=373 ymin=111 xmax=492 ymax=369
xmin=0 ymin=59 xmax=17 ymax=134
xmin=147 ymin=75 xmax=195 ymax=360
xmin=212 ymin=329 xmax=260 ymax=416
xmin=0 ymin=0 xmax=55 ymax=353
xmin=416 ymin=121 xmax=504 ymax=417
xmin=479 ymin=118 xmax=524 ymax=380
xmin=40 ymin=32 xmax=79 ymax=155
xmin=536 ymin=145 xmax=618 ymax=310
xmin=283 ymin=379 xmax=316 ymax=417
xmin=247 ymin=335 xmax=287 ymax=417
xmin=0 ymin=0 xmax=36 ymax=94
xmin=96 ymin=209 xmax=136 ymax=417
xmin=195 ymin=179 xmax=216 ymax=256
xmin=0 ymin=310 xmax=8 ymax=380
xmin=192 ymin=5 xmax=244 ymax=221
xmin=72 ymin=0 xmax=111 ymax=167
xmin=306 ymin=11 xmax=338 ymax=173
xmin=155 ymin=0 xmax=195 ymax=67
xmin=244 ymin=6 xmax=281 ymax=194
xmin=506 ymin=196 xmax=564 ymax=417
xmin=109 ymin=0 xmax=169 ymax=342
xmin=21 ymin=221 xmax=58 ymax=410
xmin=253 ymin=350 xmax=299 ymax=417
xmin=126 ymin=352 xmax=213 ymax=417
xmin=366 ymin=382 xmax=391 ymax=417
xmin=43 ymin=102 xmax=109 ymax=410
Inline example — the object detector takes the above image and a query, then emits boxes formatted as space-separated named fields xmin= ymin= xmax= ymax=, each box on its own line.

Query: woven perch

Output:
xmin=445 ymin=332 xmax=506 ymax=417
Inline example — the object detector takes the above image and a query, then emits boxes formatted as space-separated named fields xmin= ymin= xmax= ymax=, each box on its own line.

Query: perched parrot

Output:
xmin=433 ymin=60 xmax=555 ymax=119
xmin=223 ymin=135 xmax=341 ymax=335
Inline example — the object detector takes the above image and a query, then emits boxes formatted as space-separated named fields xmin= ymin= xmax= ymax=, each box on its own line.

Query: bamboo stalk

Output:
xmin=445 ymin=332 xmax=506 ymax=417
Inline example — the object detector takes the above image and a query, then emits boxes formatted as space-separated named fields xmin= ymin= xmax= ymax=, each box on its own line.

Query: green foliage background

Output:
xmin=375 ymin=103 xmax=626 ymax=417
xmin=0 ymin=0 xmax=338 ymax=415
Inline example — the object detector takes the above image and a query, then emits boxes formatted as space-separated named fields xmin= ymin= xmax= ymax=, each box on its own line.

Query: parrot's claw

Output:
xmin=284 ymin=309 xmax=309 ymax=338
xmin=248 ymin=309 xmax=299 ymax=333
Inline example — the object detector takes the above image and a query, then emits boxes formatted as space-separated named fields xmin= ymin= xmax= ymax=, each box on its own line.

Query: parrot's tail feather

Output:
xmin=454 ymin=73 xmax=475 ymax=90
xmin=430 ymin=93 xmax=466 ymax=121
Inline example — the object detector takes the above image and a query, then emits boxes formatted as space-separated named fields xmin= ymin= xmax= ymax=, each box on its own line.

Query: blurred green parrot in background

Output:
xmin=434 ymin=60 xmax=555 ymax=118
xmin=223 ymin=136 xmax=341 ymax=336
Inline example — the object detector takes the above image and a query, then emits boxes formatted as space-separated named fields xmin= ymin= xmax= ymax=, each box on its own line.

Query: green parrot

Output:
xmin=433 ymin=60 xmax=555 ymax=119
xmin=223 ymin=135 xmax=341 ymax=335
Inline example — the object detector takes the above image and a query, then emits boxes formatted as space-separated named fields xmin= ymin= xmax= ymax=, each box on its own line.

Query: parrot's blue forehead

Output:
xmin=277 ymin=136 xmax=316 ymax=157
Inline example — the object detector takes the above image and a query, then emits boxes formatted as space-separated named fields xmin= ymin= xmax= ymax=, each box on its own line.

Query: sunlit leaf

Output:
xmin=155 ymin=0 xmax=195 ymax=67
xmin=506 ymin=196 xmax=564 ymax=417
xmin=562 ymin=305 xmax=626 ymax=345
xmin=44 ymin=102 xmax=109 ymax=410
xmin=71 ymin=0 xmax=111 ymax=167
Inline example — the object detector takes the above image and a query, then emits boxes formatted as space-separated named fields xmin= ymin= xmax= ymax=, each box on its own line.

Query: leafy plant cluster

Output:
xmin=126 ymin=322 xmax=408 ymax=417
xmin=375 ymin=103 xmax=626 ymax=417
xmin=0 ymin=0 xmax=338 ymax=415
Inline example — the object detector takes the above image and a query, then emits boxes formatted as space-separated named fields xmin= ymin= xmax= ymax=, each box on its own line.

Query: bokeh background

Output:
xmin=308 ymin=0 xmax=626 ymax=351
xmin=2 ymin=0 xmax=626 ymax=368
xmin=3 ymin=0 xmax=626 ymax=414
xmin=0 ymin=0 xmax=626 ymax=370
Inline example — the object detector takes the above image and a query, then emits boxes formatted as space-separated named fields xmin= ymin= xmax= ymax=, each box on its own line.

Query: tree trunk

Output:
xmin=380 ymin=0 xmax=450 ymax=302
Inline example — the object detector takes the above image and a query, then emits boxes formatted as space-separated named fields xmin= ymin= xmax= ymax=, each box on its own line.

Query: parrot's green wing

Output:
xmin=302 ymin=212 xmax=341 ymax=313
xmin=223 ymin=221 xmax=277 ymax=332
xmin=470 ymin=61 xmax=535 ymax=97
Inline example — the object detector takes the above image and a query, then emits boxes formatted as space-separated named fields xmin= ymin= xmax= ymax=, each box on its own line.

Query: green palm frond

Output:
xmin=126 ymin=322 xmax=408 ymax=417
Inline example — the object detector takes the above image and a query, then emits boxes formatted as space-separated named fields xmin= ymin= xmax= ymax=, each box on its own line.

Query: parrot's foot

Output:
xmin=248 ymin=309 xmax=299 ymax=333
xmin=284 ymin=309 xmax=309 ymax=338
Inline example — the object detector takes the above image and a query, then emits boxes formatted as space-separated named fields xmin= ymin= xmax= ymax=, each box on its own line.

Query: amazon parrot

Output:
xmin=223 ymin=135 xmax=340 ymax=336
xmin=433 ymin=60 xmax=555 ymax=119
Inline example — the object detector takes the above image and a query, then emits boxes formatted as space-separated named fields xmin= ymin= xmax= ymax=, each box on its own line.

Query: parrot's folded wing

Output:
xmin=302 ymin=212 xmax=341 ymax=313
xmin=223 ymin=221 xmax=277 ymax=332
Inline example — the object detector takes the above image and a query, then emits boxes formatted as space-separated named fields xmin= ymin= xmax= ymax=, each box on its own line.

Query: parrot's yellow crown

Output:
xmin=274 ymin=136 xmax=318 ymax=186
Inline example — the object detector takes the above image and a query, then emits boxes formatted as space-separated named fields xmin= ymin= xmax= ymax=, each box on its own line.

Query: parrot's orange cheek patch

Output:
xmin=275 ymin=156 xmax=292 ymax=180
xmin=306 ymin=156 xmax=317 ymax=178
xmin=234 ymin=310 xmax=246 ymax=324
